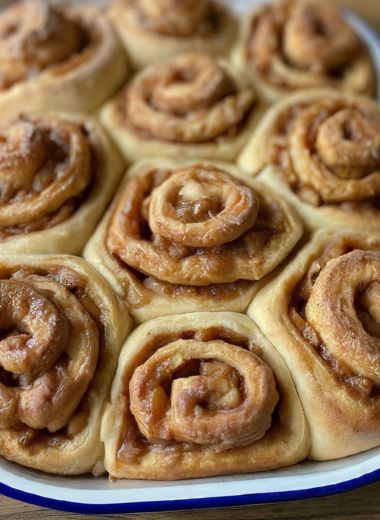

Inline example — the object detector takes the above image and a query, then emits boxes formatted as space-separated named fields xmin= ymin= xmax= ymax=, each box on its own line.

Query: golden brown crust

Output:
xmin=248 ymin=229 xmax=380 ymax=460
xmin=0 ymin=255 xmax=132 ymax=475
xmin=232 ymin=0 xmax=376 ymax=103
xmin=109 ymin=0 xmax=237 ymax=69
xmin=83 ymin=158 xmax=303 ymax=323
xmin=0 ymin=111 xmax=124 ymax=255
xmin=99 ymin=53 xmax=267 ymax=163
xmin=0 ymin=1 xmax=129 ymax=120
xmin=102 ymin=312 xmax=310 ymax=480
xmin=238 ymin=89 xmax=380 ymax=232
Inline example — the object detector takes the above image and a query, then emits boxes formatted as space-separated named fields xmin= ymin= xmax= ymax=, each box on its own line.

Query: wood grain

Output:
xmin=0 ymin=0 xmax=380 ymax=518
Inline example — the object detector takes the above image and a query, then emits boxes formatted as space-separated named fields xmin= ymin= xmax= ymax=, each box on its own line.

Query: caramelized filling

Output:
xmin=268 ymin=98 xmax=380 ymax=214
xmin=135 ymin=0 xmax=225 ymax=38
xmin=118 ymin=53 xmax=255 ymax=144
xmin=246 ymin=0 xmax=374 ymax=92
xmin=0 ymin=1 xmax=95 ymax=91
xmin=117 ymin=327 xmax=279 ymax=461
xmin=289 ymin=236 xmax=380 ymax=398
xmin=0 ymin=265 xmax=103 ymax=450
xmin=0 ymin=116 xmax=97 ymax=240
xmin=107 ymin=165 xmax=290 ymax=301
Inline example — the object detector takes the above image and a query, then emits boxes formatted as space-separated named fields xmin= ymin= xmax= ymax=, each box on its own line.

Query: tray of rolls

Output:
xmin=0 ymin=0 xmax=379 ymax=514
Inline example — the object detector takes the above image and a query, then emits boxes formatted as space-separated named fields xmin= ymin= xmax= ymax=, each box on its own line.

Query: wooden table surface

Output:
xmin=1 ymin=0 xmax=380 ymax=518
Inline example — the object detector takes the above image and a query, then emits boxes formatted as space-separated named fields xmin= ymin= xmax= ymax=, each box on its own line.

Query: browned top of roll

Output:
xmin=130 ymin=0 xmax=225 ymax=37
xmin=289 ymin=234 xmax=380 ymax=401
xmin=0 ymin=114 xmax=95 ymax=240
xmin=118 ymin=324 xmax=278 ymax=462
xmin=268 ymin=94 xmax=380 ymax=212
xmin=0 ymin=264 xmax=100 ymax=447
xmin=118 ymin=54 xmax=255 ymax=143
xmin=245 ymin=0 xmax=375 ymax=95
xmin=106 ymin=164 xmax=291 ymax=287
xmin=0 ymin=0 xmax=91 ymax=90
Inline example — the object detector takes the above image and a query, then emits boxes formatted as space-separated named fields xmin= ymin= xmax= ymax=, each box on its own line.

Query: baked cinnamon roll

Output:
xmin=239 ymin=89 xmax=380 ymax=232
xmin=100 ymin=53 xmax=264 ymax=163
xmin=84 ymin=158 xmax=303 ymax=323
xmin=233 ymin=0 xmax=376 ymax=103
xmin=102 ymin=312 xmax=309 ymax=479
xmin=108 ymin=0 xmax=237 ymax=69
xmin=0 ymin=255 xmax=131 ymax=475
xmin=0 ymin=0 xmax=128 ymax=120
xmin=249 ymin=229 xmax=380 ymax=460
xmin=0 ymin=112 xmax=123 ymax=254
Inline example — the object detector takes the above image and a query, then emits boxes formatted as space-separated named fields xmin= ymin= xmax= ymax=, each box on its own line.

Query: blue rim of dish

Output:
xmin=0 ymin=466 xmax=380 ymax=515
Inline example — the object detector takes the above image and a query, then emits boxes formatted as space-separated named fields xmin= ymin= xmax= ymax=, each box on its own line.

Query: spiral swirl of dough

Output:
xmin=249 ymin=91 xmax=380 ymax=210
xmin=0 ymin=0 xmax=85 ymax=91
xmin=129 ymin=338 xmax=278 ymax=451
xmin=245 ymin=0 xmax=375 ymax=95
xmin=287 ymin=97 xmax=380 ymax=204
xmin=0 ymin=273 xmax=99 ymax=433
xmin=107 ymin=164 xmax=293 ymax=286
xmin=306 ymin=250 xmax=380 ymax=385
xmin=0 ymin=115 xmax=92 ymax=237
xmin=136 ymin=0 xmax=211 ymax=36
xmin=122 ymin=53 xmax=254 ymax=143
xmin=148 ymin=167 xmax=259 ymax=248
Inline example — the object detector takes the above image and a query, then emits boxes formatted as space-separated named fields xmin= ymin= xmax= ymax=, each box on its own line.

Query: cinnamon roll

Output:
xmin=108 ymin=0 xmax=237 ymax=69
xmin=84 ymin=158 xmax=303 ymax=323
xmin=0 ymin=0 xmax=128 ymax=121
xmin=249 ymin=229 xmax=380 ymax=460
xmin=0 ymin=112 xmax=123 ymax=255
xmin=232 ymin=0 xmax=376 ymax=103
xmin=102 ymin=312 xmax=309 ymax=479
xmin=239 ymin=89 xmax=380 ymax=232
xmin=84 ymin=159 xmax=302 ymax=322
xmin=0 ymin=254 xmax=131 ymax=475
xmin=100 ymin=53 xmax=265 ymax=163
